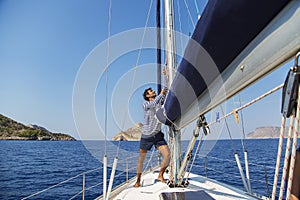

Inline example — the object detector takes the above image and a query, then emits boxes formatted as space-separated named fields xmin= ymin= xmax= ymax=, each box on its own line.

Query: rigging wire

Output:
xmin=193 ymin=0 xmax=201 ymax=19
xmin=219 ymin=103 xmax=250 ymax=191
xmin=207 ymin=84 xmax=284 ymax=127
xmin=237 ymin=66 xmax=247 ymax=151
xmin=183 ymin=0 xmax=195 ymax=28
xmin=103 ymin=0 xmax=112 ymax=199
xmin=117 ymin=0 xmax=154 ymax=156
xmin=236 ymin=93 xmax=253 ymax=193
xmin=176 ymin=0 xmax=184 ymax=55
xmin=185 ymin=131 xmax=204 ymax=181
xmin=104 ymin=1 xmax=154 ymax=197
xmin=220 ymin=104 xmax=250 ymax=192
xmin=220 ymin=104 xmax=236 ymax=153
xmin=157 ymin=0 xmax=162 ymax=93
xmin=171 ymin=83 xmax=285 ymax=186
xmin=180 ymin=84 xmax=285 ymax=187
xmin=236 ymin=95 xmax=247 ymax=151
xmin=104 ymin=0 xmax=113 ymax=157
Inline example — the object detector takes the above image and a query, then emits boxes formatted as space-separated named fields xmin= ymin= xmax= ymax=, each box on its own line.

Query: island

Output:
xmin=112 ymin=123 xmax=143 ymax=141
xmin=112 ymin=123 xmax=300 ymax=141
xmin=247 ymin=126 xmax=299 ymax=139
xmin=0 ymin=114 xmax=76 ymax=140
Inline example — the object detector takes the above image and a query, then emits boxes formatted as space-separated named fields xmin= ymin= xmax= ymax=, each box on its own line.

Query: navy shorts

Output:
xmin=140 ymin=131 xmax=167 ymax=150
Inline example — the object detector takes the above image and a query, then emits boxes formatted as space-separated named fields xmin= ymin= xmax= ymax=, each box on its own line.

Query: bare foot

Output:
xmin=157 ymin=176 xmax=166 ymax=183
xmin=134 ymin=181 xmax=141 ymax=188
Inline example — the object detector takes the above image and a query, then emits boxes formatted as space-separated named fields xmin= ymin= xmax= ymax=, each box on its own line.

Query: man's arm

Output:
xmin=162 ymin=68 xmax=169 ymax=94
xmin=143 ymin=68 xmax=169 ymax=110
xmin=143 ymin=93 xmax=164 ymax=110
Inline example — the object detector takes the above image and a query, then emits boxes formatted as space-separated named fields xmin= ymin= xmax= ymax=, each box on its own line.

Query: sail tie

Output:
xmin=233 ymin=109 xmax=239 ymax=124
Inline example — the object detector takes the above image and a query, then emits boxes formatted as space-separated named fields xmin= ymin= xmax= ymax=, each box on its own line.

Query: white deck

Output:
xmin=98 ymin=169 xmax=267 ymax=200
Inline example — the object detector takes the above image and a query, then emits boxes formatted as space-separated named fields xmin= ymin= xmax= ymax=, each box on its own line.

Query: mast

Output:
xmin=157 ymin=0 xmax=162 ymax=93
xmin=164 ymin=0 xmax=176 ymax=83
xmin=164 ymin=0 xmax=181 ymax=186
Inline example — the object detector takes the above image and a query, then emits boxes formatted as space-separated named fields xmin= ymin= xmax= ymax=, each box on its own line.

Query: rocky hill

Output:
xmin=112 ymin=124 xmax=298 ymax=140
xmin=246 ymin=126 xmax=298 ymax=139
xmin=112 ymin=123 xmax=143 ymax=141
xmin=0 ymin=114 xmax=75 ymax=140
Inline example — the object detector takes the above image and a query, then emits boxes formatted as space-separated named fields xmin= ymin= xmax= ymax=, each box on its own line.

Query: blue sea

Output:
xmin=0 ymin=139 xmax=291 ymax=199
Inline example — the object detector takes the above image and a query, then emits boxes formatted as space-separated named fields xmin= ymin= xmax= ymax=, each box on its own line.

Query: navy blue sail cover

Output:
xmin=157 ymin=0 xmax=290 ymax=126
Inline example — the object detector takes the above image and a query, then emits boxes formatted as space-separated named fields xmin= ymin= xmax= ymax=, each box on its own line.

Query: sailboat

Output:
xmin=96 ymin=0 xmax=300 ymax=199
xmin=13 ymin=0 xmax=300 ymax=199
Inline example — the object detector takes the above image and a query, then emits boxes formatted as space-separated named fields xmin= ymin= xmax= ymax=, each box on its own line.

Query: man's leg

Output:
xmin=134 ymin=148 xmax=147 ymax=187
xmin=157 ymin=145 xmax=170 ymax=183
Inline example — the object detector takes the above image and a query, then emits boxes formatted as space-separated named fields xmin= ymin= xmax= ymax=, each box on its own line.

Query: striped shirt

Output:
xmin=141 ymin=90 xmax=167 ymax=138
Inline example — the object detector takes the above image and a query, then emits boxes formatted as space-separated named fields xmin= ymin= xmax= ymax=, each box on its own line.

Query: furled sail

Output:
xmin=157 ymin=0 xmax=300 ymax=129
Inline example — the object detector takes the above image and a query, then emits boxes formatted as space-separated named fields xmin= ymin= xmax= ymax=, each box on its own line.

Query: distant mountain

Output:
xmin=0 ymin=114 xmax=75 ymax=140
xmin=246 ymin=126 xmax=299 ymax=139
xmin=112 ymin=124 xmax=298 ymax=140
xmin=112 ymin=123 xmax=143 ymax=141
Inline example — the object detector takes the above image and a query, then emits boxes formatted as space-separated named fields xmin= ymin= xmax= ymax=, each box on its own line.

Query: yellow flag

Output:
xmin=233 ymin=109 xmax=239 ymax=124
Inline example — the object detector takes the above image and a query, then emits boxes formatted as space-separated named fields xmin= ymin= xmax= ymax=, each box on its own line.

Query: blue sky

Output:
xmin=0 ymin=0 xmax=292 ymax=140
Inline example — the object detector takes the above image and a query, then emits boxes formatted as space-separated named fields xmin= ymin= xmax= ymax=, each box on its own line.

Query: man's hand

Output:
xmin=161 ymin=89 xmax=166 ymax=95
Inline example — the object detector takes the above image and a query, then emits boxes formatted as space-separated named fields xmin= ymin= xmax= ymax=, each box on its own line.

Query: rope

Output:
xmin=278 ymin=115 xmax=294 ymax=199
xmin=177 ymin=84 xmax=285 ymax=192
xmin=271 ymin=116 xmax=286 ymax=200
xmin=180 ymin=84 xmax=284 ymax=183
xmin=208 ymin=84 xmax=284 ymax=127
xmin=286 ymin=86 xmax=300 ymax=199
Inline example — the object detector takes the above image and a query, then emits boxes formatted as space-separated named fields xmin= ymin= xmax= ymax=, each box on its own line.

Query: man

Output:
xmin=133 ymin=82 xmax=170 ymax=188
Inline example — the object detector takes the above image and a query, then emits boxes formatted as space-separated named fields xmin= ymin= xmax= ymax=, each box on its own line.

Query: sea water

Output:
xmin=0 ymin=139 xmax=290 ymax=199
